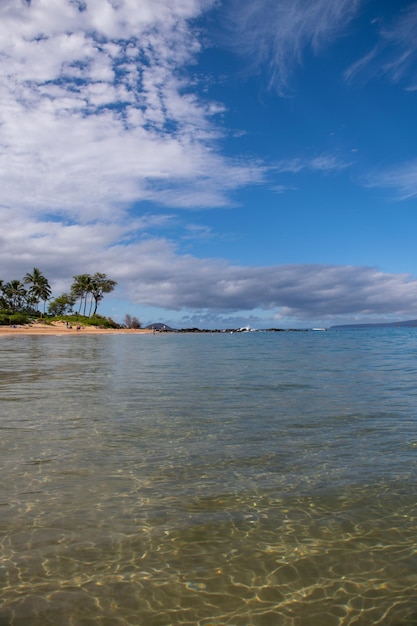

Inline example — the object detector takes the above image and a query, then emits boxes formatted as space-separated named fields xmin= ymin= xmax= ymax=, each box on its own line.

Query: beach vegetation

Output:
xmin=0 ymin=312 xmax=32 ymax=326
xmin=48 ymin=314 xmax=119 ymax=329
xmin=48 ymin=293 xmax=77 ymax=316
xmin=0 ymin=269 xmax=119 ymax=327
xmin=71 ymin=273 xmax=117 ymax=316
xmin=2 ymin=280 xmax=28 ymax=312
xmin=124 ymin=314 xmax=141 ymax=329
xmin=70 ymin=273 xmax=92 ymax=316
xmin=90 ymin=273 xmax=118 ymax=316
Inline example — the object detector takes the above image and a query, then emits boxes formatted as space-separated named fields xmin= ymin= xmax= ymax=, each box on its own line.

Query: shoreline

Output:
xmin=0 ymin=321 xmax=152 ymax=336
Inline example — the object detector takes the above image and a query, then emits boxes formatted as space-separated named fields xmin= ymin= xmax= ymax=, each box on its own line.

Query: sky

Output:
xmin=1 ymin=0 xmax=417 ymax=329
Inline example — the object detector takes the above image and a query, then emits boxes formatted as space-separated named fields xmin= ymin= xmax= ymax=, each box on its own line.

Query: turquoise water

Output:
xmin=1 ymin=330 xmax=417 ymax=625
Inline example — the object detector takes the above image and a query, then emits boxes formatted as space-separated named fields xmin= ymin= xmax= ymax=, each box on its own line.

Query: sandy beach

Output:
xmin=0 ymin=320 xmax=152 ymax=336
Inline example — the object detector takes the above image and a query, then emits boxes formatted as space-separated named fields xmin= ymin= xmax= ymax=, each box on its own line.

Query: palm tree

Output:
xmin=0 ymin=280 xmax=5 ymax=309
xmin=23 ymin=268 xmax=51 ymax=315
xmin=38 ymin=278 xmax=52 ymax=316
xmin=3 ymin=280 xmax=27 ymax=312
xmin=71 ymin=274 xmax=92 ymax=316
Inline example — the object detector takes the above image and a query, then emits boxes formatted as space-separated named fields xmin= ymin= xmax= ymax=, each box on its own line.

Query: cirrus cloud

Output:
xmin=366 ymin=159 xmax=417 ymax=200
xmin=345 ymin=2 xmax=417 ymax=88
xmin=223 ymin=0 xmax=364 ymax=94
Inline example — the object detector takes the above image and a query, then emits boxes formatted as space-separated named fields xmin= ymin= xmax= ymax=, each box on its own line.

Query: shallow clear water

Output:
xmin=1 ymin=330 xmax=417 ymax=625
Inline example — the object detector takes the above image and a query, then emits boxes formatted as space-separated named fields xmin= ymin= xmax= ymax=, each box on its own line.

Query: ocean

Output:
xmin=1 ymin=329 xmax=417 ymax=625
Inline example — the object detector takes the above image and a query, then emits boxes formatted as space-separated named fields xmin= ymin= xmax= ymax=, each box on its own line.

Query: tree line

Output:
xmin=0 ymin=268 xmax=117 ymax=318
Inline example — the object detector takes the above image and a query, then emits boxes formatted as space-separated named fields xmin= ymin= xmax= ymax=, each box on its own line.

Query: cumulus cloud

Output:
xmin=118 ymin=255 xmax=417 ymax=318
xmin=2 ymin=206 xmax=417 ymax=325
xmin=223 ymin=0 xmax=364 ymax=94
xmin=0 ymin=0 xmax=264 ymax=219
xmin=99 ymin=237 xmax=417 ymax=320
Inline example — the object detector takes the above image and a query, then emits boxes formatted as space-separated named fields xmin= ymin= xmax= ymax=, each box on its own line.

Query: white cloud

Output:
xmin=345 ymin=3 xmax=417 ymax=87
xmin=2 ymin=1 xmax=417 ymax=328
xmin=223 ymin=0 xmax=364 ymax=94
xmin=275 ymin=154 xmax=349 ymax=174
xmin=85 ymin=248 xmax=417 ymax=320
xmin=366 ymin=160 xmax=417 ymax=200
xmin=2 ymin=207 xmax=417 ymax=325
xmin=0 ymin=0 xmax=264 ymax=220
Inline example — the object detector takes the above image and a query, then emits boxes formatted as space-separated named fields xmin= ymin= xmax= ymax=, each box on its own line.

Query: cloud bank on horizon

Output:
xmin=1 ymin=0 xmax=417 ymax=328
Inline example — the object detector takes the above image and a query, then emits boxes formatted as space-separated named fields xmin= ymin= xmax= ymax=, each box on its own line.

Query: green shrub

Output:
xmin=48 ymin=314 xmax=119 ymax=329
xmin=0 ymin=312 xmax=31 ymax=326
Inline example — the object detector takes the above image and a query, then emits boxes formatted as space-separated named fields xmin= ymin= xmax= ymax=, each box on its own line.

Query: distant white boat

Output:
xmin=312 ymin=328 xmax=327 ymax=331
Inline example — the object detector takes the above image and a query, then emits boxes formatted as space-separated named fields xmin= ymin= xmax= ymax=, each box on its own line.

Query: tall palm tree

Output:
xmin=23 ymin=268 xmax=51 ymax=315
xmin=0 ymin=279 xmax=7 ymax=310
xmin=38 ymin=278 xmax=52 ymax=316
xmin=71 ymin=274 xmax=92 ymax=316
xmin=3 ymin=280 xmax=27 ymax=312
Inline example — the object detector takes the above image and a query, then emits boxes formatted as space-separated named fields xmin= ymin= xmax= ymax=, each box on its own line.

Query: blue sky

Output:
xmin=2 ymin=0 xmax=417 ymax=328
